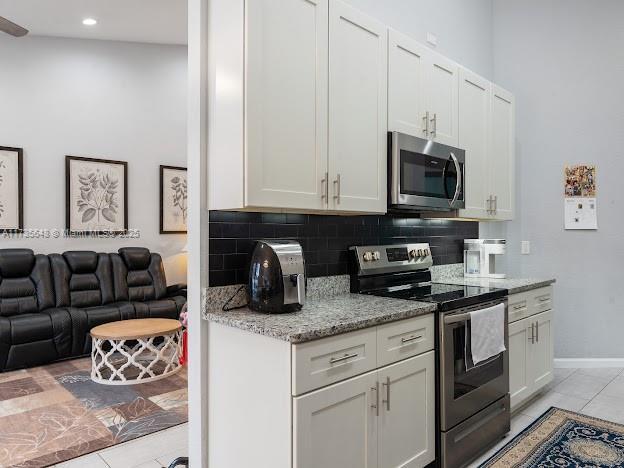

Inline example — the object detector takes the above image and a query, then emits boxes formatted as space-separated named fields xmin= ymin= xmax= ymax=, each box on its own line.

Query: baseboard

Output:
xmin=554 ymin=358 xmax=624 ymax=368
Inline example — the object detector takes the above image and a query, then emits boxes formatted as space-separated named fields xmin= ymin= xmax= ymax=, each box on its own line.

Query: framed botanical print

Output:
xmin=160 ymin=165 xmax=187 ymax=234
xmin=66 ymin=156 xmax=128 ymax=233
xmin=0 ymin=146 xmax=24 ymax=232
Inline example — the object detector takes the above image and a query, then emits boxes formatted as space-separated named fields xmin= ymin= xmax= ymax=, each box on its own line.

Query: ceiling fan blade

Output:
xmin=0 ymin=16 xmax=28 ymax=37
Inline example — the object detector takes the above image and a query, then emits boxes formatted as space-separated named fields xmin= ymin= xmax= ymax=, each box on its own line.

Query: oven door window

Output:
xmin=453 ymin=322 xmax=504 ymax=399
xmin=400 ymin=149 xmax=459 ymax=199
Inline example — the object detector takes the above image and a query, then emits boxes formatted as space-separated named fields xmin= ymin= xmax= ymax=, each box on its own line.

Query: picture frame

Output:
xmin=0 ymin=146 xmax=24 ymax=233
xmin=160 ymin=165 xmax=188 ymax=234
xmin=66 ymin=156 xmax=128 ymax=234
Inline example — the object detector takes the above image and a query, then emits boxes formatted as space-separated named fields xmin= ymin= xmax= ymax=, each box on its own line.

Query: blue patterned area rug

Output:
xmin=480 ymin=407 xmax=624 ymax=467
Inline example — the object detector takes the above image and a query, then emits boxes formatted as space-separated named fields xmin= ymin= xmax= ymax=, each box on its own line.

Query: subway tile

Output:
xmin=207 ymin=210 xmax=475 ymax=286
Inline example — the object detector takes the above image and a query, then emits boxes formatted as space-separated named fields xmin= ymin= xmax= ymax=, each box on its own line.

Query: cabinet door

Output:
xmin=328 ymin=0 xmax=387 ymax=213
xmin=425 ymin=52 xmax=459 ymax=146
xmin=294 ymin=370 xmax=379 ymax=468
xmin=246 ymin=0 xmax=329 ymax=210
xmin=388 ymin=29 xmax=428 ymax=138
xmin=489 ymin=85 xmax=515 ymax=220
xmin=529 ymin=310 xmax=554 ymax=392
xmin=508 ymin=318 xmax=532 ymax=410
xmin=458 ymin=67 xmax=491 ymax=219
xmin=378 ymin=351 xmax=435 ymax=468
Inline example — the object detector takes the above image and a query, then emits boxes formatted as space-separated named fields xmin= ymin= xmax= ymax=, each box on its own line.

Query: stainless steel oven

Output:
xmin=439 ymin=298 xmax=510 ymax=468
xmin=389 ymin=131 xmax=465 ymax=212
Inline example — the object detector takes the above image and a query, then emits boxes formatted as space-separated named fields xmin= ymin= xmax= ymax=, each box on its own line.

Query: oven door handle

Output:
xmin=449 ymin=152 xmax=462 ymax=207
xmin=443 ymin=311 xmax=472 ymax=325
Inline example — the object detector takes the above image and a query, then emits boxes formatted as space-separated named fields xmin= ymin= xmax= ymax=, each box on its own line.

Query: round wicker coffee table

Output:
xmin=90 ymin=318 xmax=183 ymax=385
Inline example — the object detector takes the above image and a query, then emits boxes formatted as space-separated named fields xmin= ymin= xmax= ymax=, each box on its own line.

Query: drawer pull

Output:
xmin=513 ymin=304 xmax=525 ymax=310
xmin=329 ymin=353 xmax=358 ymax=365
xmin=401 ymin=335 xmax=423 ymax=344
xmin=382 ymin=377 xmax=391 ymax=411
xmin=538 ymin=297 xmax=550 ymax=302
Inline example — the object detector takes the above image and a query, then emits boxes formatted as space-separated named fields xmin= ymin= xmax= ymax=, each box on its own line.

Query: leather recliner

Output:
xmin=0 ymin=248 xmax=186 ymax=372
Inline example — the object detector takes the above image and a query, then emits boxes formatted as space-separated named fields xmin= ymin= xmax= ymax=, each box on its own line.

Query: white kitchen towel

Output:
xmin=470 ymin=303 xmax=506 ymax=365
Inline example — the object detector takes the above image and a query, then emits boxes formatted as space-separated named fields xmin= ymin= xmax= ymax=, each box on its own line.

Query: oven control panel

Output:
xmin=351 ymin=243 xmax=433 ymax=275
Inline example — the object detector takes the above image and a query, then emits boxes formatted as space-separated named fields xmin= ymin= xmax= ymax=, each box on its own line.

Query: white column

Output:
xmin=187 ymin=0 xmax=209 ymax=465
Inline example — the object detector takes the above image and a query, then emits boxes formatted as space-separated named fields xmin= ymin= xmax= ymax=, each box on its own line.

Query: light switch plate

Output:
xmin=426 ymin=32 xmax=438 ymax=47
xmin=521 ymin=241 xmax=531 ymax=255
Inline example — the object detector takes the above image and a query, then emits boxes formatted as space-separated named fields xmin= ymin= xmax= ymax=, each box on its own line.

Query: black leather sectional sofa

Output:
xmin=0 ymin=247 xmax=186 ymax=372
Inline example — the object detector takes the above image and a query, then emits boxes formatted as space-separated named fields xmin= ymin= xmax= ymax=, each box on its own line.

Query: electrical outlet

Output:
xmin=521 ymin=241 xmax=531 ymax=255
xmin=426 ymin=32 xmax=438 ymax=47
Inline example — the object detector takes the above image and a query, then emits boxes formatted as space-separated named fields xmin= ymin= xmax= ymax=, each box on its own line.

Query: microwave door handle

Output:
xmin=449 ymin=152 xmax=462 ymax=207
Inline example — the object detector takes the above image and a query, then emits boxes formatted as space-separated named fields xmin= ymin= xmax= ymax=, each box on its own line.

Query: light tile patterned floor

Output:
xmin=52 ymin=423 xmax=188 ymax=468
xmin=57 ymin=367 xmax=623 ymax=468
xmin=470 ymin=366 xmax=624 ymax=466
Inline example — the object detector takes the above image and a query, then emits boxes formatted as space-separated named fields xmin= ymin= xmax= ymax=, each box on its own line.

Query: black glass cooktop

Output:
xmin=365 ymin=282 xmax=508 ymax=312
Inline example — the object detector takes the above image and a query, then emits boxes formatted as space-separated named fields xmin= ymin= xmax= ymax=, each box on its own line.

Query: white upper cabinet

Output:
xmin=425 ymin=52 xmax=459 ymax=146
xmin=387 ymin=30 xmax=458 ymax=147
xmin=328 ymin=0 xmax=387 ymax=213
xmin=388 ymin=29 xmax=428 ymax=138
xmin=245 ymin=0 xmax=329 ymax=210
xmin=489 ymin=85 xmax=515 ymax=220
xmin=458 ymin=67 xmax=491 ymax=219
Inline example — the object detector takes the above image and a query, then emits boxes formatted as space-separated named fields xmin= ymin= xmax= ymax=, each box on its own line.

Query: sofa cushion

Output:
xmin=50 ymin=252 xmax=114 ymax=308
xmin=0 ymin=251 xmax=55 ymax=317
xmin=67 ymin=302 xmax=136 ymax=355
xmin=112 ymin=248 xmax=168 ymax=302
xmin=132 ymin=299 xmax=179 ymax=320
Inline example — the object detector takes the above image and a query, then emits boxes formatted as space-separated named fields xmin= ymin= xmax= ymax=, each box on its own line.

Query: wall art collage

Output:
xmin=1 ymin=147 xmax=187 ymax=234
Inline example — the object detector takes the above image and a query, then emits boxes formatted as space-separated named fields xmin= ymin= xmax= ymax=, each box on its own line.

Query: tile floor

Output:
xmin=470 ymin=366 xmax=624 ymax=466
xmin=52 ymin=423 xmax=188 ymax=468
xmin=52 ymin=367 xmax=624 ymax=468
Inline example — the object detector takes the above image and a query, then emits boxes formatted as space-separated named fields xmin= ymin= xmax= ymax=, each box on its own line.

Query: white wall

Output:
xmin=0 ymin=36 xmax=188 ymax=284
xmin=344 ymin=0 xmax=494 ymax=79
xmin=491 ymin=0 xmax=624 ymax=358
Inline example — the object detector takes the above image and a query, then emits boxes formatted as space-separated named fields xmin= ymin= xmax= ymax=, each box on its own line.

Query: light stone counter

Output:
xmin=434 ymin=276 xmax=556 ymax=295
xmin=203 ymin=293 xmax=436 ymax=343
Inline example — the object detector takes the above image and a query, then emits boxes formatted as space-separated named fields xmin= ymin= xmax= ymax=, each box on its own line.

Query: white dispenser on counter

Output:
xmin=464 ymin=239 xmax=506 ymax=279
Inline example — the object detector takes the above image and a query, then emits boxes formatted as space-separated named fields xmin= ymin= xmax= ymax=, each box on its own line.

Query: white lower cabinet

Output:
xmin=378 ymin=352 xmax=435 ymax=468
xmin=294 ymin=351 xmax=435 ymax=468
xmin=508 ymin=287 xmax=554 ymax=411
xmin=294 ymin=370 xmax=379 ymax=468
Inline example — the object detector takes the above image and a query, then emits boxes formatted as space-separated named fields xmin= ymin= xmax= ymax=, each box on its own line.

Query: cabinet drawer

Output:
xmin=292 ymin=328 xmax=377 ymax=395
xmin=376 ymin=314 xmax=434 ymax=367
xmin=532 ymin=287 xmax=553 ymax=314
xmin=508 ymin=292 xmax=530 ymax=323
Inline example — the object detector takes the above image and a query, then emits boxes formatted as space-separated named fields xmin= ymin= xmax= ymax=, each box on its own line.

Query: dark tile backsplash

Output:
xmin=208 ymin=211 xmax=478 ymax=286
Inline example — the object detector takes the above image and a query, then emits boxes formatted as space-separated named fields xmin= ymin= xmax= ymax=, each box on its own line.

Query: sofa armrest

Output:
xmin=167 ymin=283 xmax=187 ymax=298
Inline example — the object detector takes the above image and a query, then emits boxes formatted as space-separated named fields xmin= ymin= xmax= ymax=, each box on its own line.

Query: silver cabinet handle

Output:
xmin=539 ymin=297 xmax=550 ymax=302
xmin=449 ymin=152 xmax=462 ymax=207
xmin=423 ymin=111 xmax=430 ymax=136
xmin=494 ymin=195 xmax=498 ymax=214
xmin=401 ymin=334 xmax=423 ymax=344
xmin=329 ymin=352 xmax=357 ymax=365
xmin=321 ymin=172 xmax=328 ymax=202
xmin=430 ymin=113 xmax=437 ymax=137
xmin=529 ymin=323 xmax=535 ymax=344
xmin=333 ymin=174 xmax=341 ymax=204
xmin=535 ymin=321 xmax=539 ymax=343
xmin=382 ymin=377 xmax=391 ymax=411
xmin=513 ymin=304 xmax=525 ymax=310
xmin=371 ymin=381 xmax=379 ymax=416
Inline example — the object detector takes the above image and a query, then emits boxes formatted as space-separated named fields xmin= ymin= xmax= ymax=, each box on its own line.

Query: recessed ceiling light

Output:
xmin=82 ymin=18 xmax=97 ymax=26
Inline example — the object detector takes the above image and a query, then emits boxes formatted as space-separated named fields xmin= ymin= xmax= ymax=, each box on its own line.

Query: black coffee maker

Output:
xmin=248 ymin=240 xmax=306 ymax=313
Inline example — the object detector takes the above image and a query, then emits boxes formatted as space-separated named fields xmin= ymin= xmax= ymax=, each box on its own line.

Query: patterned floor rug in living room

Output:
xmin=481 ymin=407 xmax=624 ymax=467
xmin=0 ymin=357 xmax=187 ymax=467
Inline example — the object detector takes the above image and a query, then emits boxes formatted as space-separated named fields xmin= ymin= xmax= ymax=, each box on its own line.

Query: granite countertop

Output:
xmin=204 ymin=293 xmax=437 ymax=343
xmin=434 ymin=276 xmax=556 ymax=295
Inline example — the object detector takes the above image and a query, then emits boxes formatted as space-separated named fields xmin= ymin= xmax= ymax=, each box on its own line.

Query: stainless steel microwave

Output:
xmin=388 ymin=132 xmax=465 ymax=212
